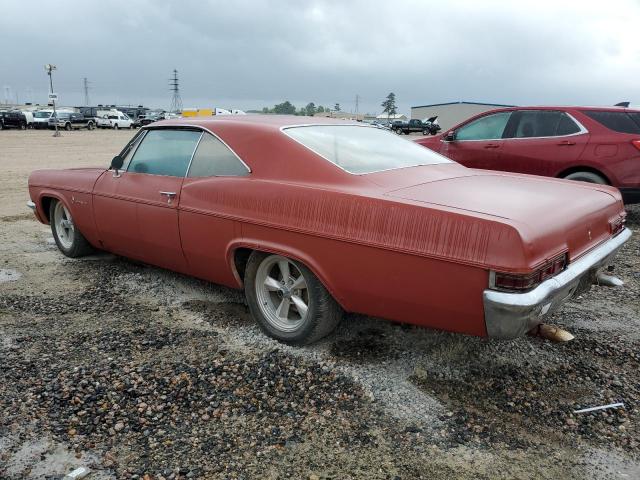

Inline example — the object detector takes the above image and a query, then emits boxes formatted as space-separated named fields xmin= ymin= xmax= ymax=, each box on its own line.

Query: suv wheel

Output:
xmin=113 ymin=123 xmax=119 ymax=130
xmin=65 ymin=123 xmax=72 ymax=131
xmin=563 ymin=171 xmax=607 ymax=185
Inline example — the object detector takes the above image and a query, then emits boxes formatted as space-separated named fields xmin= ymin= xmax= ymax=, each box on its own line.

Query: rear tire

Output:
xmin=49 ymin=199 xmax=94 ymax=258
xmin=65 ymin=123 xmax=72 ymax=131
xmin=563 ymin=171 xmax=607 ymax=185
xmin=244 ymin=251 xmax=342 ymax=345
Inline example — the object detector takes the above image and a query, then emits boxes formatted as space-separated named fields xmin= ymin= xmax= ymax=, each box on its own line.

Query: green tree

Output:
xmin=334 ymin=103 xmax=341 ymax=112
xmin=305 ymin=102 xmax=316 ymax=116
xmin=317 ymin=105 xmax=325 ymax=113
xmin=381 ymin=92 xmax=397 ymax=123
xmin=273 ymin=101 xmax=296 ymax=115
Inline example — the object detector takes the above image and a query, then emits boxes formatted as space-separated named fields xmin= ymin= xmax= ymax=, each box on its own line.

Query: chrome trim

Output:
xmin=185 ymin=131 xmax=205 ymax=177
xmin=142 ymin=123 xmax=252 ymax=174
xmin=280 ymin=124 xmax=451 ymax=176
xmin=483 ymin=228 xmax=631 ymax=339
xmin=27 ymin=200 xmax=36 ymax=210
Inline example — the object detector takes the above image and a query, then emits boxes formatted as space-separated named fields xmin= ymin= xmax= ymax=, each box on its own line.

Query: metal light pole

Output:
xmin=44 ymin=64 xmax=60 ymax=137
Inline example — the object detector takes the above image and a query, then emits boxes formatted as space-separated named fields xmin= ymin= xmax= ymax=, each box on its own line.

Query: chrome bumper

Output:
xmin=27 ymin=200 xmax=36 ymax=210
xmin=483 ymin=228 xmax=632 ymax=339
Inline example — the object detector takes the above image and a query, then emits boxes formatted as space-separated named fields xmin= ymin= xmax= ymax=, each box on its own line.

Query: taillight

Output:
xmin=632 ymin=140 xmax=640 ymax=151
xmin=490 ymin=254 xmax=567 ymax=292
xmin=609 ymin=214 xmax=626 ymax=236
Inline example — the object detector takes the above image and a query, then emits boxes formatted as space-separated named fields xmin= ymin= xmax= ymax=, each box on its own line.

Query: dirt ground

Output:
xmin=1 ymin=129 xmax=639 ymax=479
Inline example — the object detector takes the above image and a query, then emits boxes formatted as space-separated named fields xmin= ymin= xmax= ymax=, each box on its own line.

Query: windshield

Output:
xmin=283 ymin=125 xmax=451 ymax=174
xmin=34 ymin=112 xmax=52 ymax=118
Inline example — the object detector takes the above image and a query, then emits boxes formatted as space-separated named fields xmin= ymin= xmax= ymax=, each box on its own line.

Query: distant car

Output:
xmin=48 ymin=112 xmax=95 ymax=131
xmin=139 ymin=113 xmax=164 ymax=126
xmin=415 ymin=106 xmax=640 ymax=203
xmin=27 ymin=116 xmax=630 ymax=345
xmin=0 ymin=110 xmax=28 ymax=130
xmin=96 ymin=112 xmax=133 ymax=129
xmin=32 ymin=110 xmax=55 ymax=129
xmin=392 ymin=118 xmax=434 ymax=135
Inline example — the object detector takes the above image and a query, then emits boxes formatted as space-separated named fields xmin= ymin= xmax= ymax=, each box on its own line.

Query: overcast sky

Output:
xmin=1 ymin=0 xmax=639 ymax=114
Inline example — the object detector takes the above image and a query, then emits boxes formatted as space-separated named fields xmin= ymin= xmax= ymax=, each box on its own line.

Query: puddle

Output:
xmin=0 ymin=269 xmax=22 ymax=283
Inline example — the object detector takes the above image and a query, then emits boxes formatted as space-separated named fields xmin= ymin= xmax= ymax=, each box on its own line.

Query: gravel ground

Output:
xmin=1 ymin=130 xmax=639 ymax=479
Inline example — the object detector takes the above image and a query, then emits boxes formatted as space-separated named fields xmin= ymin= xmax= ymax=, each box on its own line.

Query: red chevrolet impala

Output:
xmin=27 ymin=116 xmax=631 ymax=344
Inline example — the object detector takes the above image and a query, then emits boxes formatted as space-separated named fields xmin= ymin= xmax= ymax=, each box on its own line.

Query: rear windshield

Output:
xmin=583 ymin=110 xmax=640 ymax=134
xmin=283 ymin=125 xmax=451 ymax=174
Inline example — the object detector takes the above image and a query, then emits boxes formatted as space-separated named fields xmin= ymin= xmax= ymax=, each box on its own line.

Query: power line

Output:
xmin=169 ymin=69 xmax=182 ymax=113
xmin=83 ymin=77 xmax=91 ymax=106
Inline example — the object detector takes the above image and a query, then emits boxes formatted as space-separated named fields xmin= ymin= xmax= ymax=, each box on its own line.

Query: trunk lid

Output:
xmin=385 ymin=172 xmax=624 ymax=268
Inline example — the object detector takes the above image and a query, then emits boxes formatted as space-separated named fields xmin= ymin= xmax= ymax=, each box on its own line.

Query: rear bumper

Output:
xmin=483 ymin=228 xmax=632 ymax=339
xmin=620 ymin=188 xmax=640 ymax=204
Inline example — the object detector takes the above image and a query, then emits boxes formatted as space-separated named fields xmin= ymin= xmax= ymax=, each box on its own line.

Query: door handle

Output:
xmin=159 ymin=191 xmax=177 ymax=204
xmin=557 ymin=140 xmax=576 ymax=146
xmin=484 ymin=143 xmax=500 ymax=149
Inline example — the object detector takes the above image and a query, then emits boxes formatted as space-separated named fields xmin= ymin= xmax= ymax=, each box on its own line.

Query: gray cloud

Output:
xmin=1 ymin=0 xmax=639 ymax=114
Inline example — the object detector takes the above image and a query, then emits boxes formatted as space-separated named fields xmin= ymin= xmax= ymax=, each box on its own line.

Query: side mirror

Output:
xmin=110 ymin=155 xmax=124 ymax=170
xmin=444 ymin=130 xmax=456 ymax=142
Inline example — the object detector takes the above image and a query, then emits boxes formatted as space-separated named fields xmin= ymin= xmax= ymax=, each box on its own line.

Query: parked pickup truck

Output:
xmin=48 ymin=112 xmax=95 ymax=131
xmin=96 ymin=112 xmax=133 ymax=129
xmin=0 ymin=110 xmax=28 ymax=130
xmin=392 ymin=117 xmax=441 ymax=135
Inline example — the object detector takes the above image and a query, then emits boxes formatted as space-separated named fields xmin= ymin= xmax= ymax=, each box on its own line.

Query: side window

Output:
xmin=514 ymin=111 xmax=577 ymax=138
xmin=556 ymin=113 xmax=581 ymax=135
xmin=187 ymin=133 xmax=249 ymax=177
xmin=583 ymin=110 xmax=640 ymax=134
xmin=456 ymin=112 xmax=512 ymax=141
xmin=128 ymin=129 xmax=202 ymax=177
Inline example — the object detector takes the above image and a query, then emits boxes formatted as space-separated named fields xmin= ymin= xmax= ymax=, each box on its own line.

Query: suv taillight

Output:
xmin=490 ymin=253 xmax=568 ymax=292
xmin=632 ymin=140 xmax=640 ymax=151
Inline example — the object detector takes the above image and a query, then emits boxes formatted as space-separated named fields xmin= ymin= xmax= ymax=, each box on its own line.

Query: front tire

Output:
xmin=50 ymin=199 xmax=94 ymax=258
xmin=563 ymin=171 xmax=607 ymax=185
xmin=113 ymin=123 xmax=119 ymax=130
xmin=244 ymin=252 xmax=342 ymax=345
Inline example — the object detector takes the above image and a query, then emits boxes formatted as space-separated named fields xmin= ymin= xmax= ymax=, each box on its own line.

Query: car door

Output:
xmin=500 ymin=110 xmax=590 ymax=176
xmin=92 ymin=128 xmax=203 ymax=273
xmin=439 ymin=111 xmax=513 ymax=169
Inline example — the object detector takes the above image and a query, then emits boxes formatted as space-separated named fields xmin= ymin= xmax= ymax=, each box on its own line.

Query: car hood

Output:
xmin=385 ymin=171 xmax=624 ymax=264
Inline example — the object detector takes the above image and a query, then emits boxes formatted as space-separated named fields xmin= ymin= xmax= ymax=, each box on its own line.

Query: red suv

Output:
xmin=415 ymin=106 xmax=640 ymax=203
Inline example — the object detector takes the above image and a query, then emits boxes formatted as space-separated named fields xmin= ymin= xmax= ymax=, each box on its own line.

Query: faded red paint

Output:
xmin=28 ymin=115 xmax=626 ymax=337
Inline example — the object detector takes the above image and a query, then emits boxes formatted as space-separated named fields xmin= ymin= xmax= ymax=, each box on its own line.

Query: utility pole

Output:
xmin=355 ymin=94 xmax=360 ymax=119
xmin=83 ymin=77 xmax=91 ymax=106
xmin=45 ymin=64 xmax=60 ymax=137
xmin=169 ymin=69 xmax=182 ymax=114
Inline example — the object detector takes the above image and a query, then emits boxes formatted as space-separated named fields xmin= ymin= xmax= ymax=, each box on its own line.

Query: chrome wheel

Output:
xmin=53 ymin=201 xmax=74 ymax=250
xmin=255 ymin=255 xmax=309 ymax=332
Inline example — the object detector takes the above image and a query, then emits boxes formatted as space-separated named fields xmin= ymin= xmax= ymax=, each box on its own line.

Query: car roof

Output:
xmin=157 ymin=114 xmax=358 ymax=132
xmin=484 ymin=105 xmax=640 ymax=113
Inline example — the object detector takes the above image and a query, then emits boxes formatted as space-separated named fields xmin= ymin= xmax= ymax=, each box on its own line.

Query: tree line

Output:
xmin=259 ymin=93 xmax=397 ymax=118
xmin=261 ymin=101 xmax=340 ymax=116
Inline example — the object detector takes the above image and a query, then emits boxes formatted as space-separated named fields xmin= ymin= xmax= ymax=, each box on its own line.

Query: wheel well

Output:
xmin=233 ymin=247 xmax=253 ymax=282
xmin=557 ymin=166 xmax=610 ymax=184
xmin=40 ymin=196 xmax=55 ymax=222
